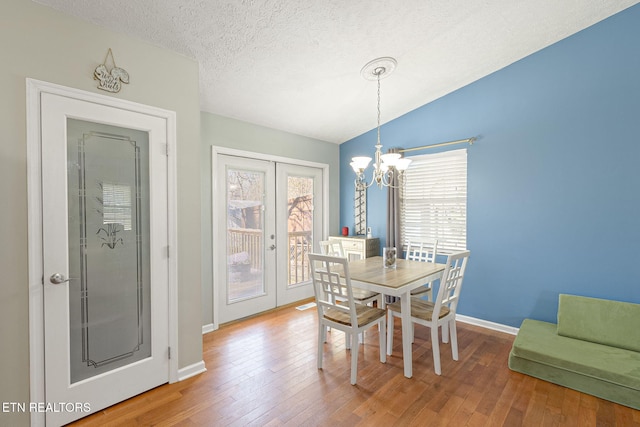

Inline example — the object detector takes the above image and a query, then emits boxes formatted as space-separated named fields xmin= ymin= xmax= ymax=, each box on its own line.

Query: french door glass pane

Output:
xmin=226 ymin=168 xmax=265 ymax=302
xmin=287 ymin=175 xmax=314 ymax=287
xmin=67 ymin=119 xmax=152 ymax=384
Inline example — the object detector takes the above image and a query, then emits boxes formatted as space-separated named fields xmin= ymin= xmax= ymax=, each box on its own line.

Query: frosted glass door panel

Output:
xmin=67 ymin=119 xmax=151 ymax=384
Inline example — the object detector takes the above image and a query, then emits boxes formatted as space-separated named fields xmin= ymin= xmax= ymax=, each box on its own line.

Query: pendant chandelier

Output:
xmin=351 ymin=57 xmax=411 ymax=188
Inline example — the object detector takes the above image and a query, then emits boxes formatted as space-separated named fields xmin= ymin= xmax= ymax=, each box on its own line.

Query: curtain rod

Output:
xmin=399 ymin=137 xmax=476 ymax=153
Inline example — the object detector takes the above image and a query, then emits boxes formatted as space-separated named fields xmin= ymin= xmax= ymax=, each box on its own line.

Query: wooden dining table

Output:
xmin=346 ymin=256 xmax=446 ymax=378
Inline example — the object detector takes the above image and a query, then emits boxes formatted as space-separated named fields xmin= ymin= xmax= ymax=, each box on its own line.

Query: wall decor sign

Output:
xmin=94 ymin=48 xmax=129 ymax=93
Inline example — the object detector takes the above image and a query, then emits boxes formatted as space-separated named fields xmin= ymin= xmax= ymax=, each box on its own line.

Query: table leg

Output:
xmin=401 ymin=292 xmax=412 ymax=378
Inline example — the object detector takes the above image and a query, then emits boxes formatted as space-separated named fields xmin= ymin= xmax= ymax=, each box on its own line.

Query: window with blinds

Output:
xmin=101 ymin=182 xmax=133 ymax=231
xmin=401 ymin=148 xmax=467 ymax=254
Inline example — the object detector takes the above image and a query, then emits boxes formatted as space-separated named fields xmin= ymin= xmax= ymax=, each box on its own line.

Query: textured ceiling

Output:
xmin=35 ymin=0 xmax=639 ymax=143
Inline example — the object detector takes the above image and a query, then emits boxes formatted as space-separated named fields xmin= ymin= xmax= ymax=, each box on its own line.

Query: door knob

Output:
xmin=50 ymin=273 xmax=71 ymax=284
xmin=269 ymin=244 xmax=276 ymax=250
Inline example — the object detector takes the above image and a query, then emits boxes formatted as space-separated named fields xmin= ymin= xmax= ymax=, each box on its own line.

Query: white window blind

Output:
xmin=102 ymin=182 xmax=133 ymax=231
xmin=401 ymin=148 xmax=467 ymax=254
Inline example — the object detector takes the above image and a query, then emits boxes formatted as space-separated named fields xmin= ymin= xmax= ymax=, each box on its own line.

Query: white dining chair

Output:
xmin=319 ymin=240 xmax=382 ymax=308
xmin=308 ymin=253 xmax=386 ymax=385
xmin=386 ymin=250 xmax=470 ymax=375
xmin=318 ymin=240 xmax=382 ymax=346
xmin=405 ymin=240 xmax=438 ymax=300
xmin=319 ymin=240 xmax=345 ymax=257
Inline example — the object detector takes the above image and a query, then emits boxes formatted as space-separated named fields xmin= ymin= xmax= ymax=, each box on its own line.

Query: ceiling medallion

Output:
xmin=360 ymin=57 xmax=397 ymax=81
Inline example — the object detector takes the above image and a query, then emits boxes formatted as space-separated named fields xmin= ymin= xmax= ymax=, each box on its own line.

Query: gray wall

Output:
xmin=0 ymin=1 xmax=202 ymax=425
xmin=200 ymin=112 xmax=340 ymax=327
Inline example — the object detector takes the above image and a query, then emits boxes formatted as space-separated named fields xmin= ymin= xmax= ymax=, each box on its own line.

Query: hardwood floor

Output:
xmin=71 ymin=303 xmax=640 ymax=426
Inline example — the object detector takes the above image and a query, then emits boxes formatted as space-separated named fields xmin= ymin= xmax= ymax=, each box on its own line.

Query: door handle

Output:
xmin=49 ymin=273 xmax=71 ymax=284
xmin=269 ymin=244 xmax=276 ymax=250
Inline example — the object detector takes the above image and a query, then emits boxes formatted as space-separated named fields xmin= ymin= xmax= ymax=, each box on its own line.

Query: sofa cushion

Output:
xmin=557 ymin=294 xmax=640 ymax=353
xmin=509 ymin=349 xmax=640 ymax=410
xmin=511 ymin=319 xmax=640 ymax=391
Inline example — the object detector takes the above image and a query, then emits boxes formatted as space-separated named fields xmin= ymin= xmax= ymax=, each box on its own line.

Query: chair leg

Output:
xmin=346 ymin=332 xmax=363 ymax=346
xmin=386 ymin=311 xmax=394 ymax=356
xmin=379 ymin=319 xmax=386 ymax=363
xmin=442 ymin=322 xmax=450 ymax=343
xmin=450 ymin=320 xmax=459 ymax=361
xmin=317 ymin=323 xmax=324 ymax=370
xmin=376 ymin=295 xmax=384 ymax=336
xmin=350 ymin=333 xmax=359 ymax=385
xmin=352 ymin=333 xmax=359 ymax=350
xmin=431 ymin=325 xmax=441 ymax=375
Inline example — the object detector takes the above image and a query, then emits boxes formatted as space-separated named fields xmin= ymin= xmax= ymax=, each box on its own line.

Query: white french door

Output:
xmin=276 ymin=163 xmax=322 ymax=305
xmin=38 ymin=90 xmax=171 ymax=426
xmin=216 ymin=155 xmax=277 ymax=323
xmin=215 ymin=154 xmax=323 ymax=324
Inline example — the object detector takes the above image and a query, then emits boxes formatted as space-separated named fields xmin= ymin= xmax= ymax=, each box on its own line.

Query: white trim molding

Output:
xmin=177 ymin=360 xmax=207 ymax=381
xmin=456 ymin=314 xmax=519 ymax=336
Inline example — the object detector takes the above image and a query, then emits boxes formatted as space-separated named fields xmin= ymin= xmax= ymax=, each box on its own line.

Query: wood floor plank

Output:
xmin=449 ymin=387 xmax=483 ymax=425
xmin=559 ymin=388 xmax=581 ymax=427
xmin=69 ymin=303 xmax=640 ymax=426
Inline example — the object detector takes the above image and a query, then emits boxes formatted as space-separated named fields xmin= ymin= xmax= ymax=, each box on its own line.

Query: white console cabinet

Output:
xmin=328 ymin=236 xmax=379 ymax=261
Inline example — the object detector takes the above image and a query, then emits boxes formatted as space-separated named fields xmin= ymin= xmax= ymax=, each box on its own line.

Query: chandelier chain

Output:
xmin=376 ymin=70 xmax=381 ymax=147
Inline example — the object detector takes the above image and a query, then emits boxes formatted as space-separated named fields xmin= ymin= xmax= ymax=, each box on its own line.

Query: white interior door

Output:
xmin=216 ymin=155 xmax=277 ymax=323
xmin=41 ymin=92 xmax=170 ymax=426
xmin=276 ymin=163 xmax=323 ymax=305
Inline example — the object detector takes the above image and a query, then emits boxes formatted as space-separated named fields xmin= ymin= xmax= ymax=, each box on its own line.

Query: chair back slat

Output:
xmin=405 ymin=240 xmax=438 ymax=263
xmin=315 ymin=269 xmax=348 ymax=310
xmin=432 ymin=250 xmax=470 ymax=318
xmin=319 ymin=240 xmax=345 ymax=257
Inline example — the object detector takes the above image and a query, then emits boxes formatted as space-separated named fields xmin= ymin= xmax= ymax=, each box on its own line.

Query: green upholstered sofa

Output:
xmin=508 ymin=294 xmax=640 ymax=410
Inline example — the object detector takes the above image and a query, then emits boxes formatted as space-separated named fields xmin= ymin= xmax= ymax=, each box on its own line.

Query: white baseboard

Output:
xmin=200 ymin=318 xmax=516 ymax=336
xmin=457 ymin=314 xmax=519 ymax=335
xmin=177 ymin=360 xmax=207 ymax=381
xmin=202 ymin=323 xmax=215 ymax=334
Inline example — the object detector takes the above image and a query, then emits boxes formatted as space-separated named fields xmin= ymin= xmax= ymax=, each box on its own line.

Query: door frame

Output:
xmin=210 ymin=146 xmax=329 ymax=331
xmin=26 ymin=79 xmax=179 ymax=426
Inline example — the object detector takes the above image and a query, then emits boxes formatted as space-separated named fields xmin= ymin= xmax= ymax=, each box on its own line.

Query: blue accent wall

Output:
xmin=340 ymin=5 xmax=640 ymax=327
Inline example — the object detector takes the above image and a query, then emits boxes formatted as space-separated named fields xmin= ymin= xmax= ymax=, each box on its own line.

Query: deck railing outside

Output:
xmin=228 ymin=228 xmax=262 ymax=270
xmin=227 ymin=229 xmax=312 ymax=285
xmin=287 ymin=230 xmax=312 ymax=285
